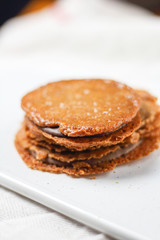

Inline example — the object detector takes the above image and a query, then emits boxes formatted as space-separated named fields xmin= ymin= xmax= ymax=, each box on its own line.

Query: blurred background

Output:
xmin=1 ymin=0 xmax=160 ymax=25
xmin=0 ymin=0 xmax=160 ymax=97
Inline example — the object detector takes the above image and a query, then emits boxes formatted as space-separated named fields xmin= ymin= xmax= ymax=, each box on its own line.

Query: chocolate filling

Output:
xmin=40 ymin=126 xmax=66 ymax=137
xmin=32 ymin=140 xmax=142 ymax=168
xmin=40 ymin=123 xmax=126 ymax=138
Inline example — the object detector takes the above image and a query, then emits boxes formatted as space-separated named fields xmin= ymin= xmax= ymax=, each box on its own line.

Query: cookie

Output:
xmin=15 ymin=79 xmax=160 ymax=177
xmin=136 ymin=90 xmax=160 ymax=126
xmin=16 ymin=126 xmax=121 ymax=162
xmin=15 ymin=134 xmax=159 ymax=176
xmin=24 ymin=89 xmax=159 ymax=151
xmin=21 ymin=79 xmax=140 ymax=137
xmin=25 ymin=113 xmax=141 ymax=151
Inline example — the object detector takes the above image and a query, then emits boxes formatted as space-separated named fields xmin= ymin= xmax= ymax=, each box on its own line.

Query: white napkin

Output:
xmin=0 ymin=0 xmax=160 ymax=239
xmin=0 ymin=187 xmax=108 ymax=240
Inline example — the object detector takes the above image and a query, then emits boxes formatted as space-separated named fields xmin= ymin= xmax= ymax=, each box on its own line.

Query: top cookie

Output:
xmin=21 ymin=79 xmax=141 ymax=137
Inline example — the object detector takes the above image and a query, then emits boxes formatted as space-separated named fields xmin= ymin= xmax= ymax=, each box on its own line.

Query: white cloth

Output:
xmin=0 ymin=187 xmax=107 ymax=240
xmin=0 ymin=0 xmax=160 ymax=239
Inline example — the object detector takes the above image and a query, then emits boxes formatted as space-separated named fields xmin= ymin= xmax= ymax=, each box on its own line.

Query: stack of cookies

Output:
xmin=15 ymin=79 xmax=160 ymax=176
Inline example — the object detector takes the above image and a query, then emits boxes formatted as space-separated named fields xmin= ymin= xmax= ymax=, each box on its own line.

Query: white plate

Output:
xmin=1 ymin=77 xmax=160 ymax=240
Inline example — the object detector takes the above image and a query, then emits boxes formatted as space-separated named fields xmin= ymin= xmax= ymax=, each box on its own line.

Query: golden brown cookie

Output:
xmin=24 ymin=89 xmax=159 ymax=151
xmin=136 ymin=90 xmax=160 ymax=127
xmin=15 ymin=134 xmax=159 ymax=176
xmin=136 ymin=90 xmax=160 ymax=138
xmin=22 ymin=79 xmax=140 ymax=137
xmin=15 ymin=79 xmax=160 ymax=177
xmin=25 ymin=113 xmax=141 ymax=151
xmin=16 ymin=126 xmax=121 ymax=162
